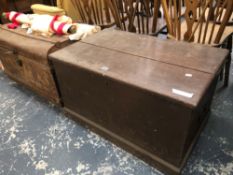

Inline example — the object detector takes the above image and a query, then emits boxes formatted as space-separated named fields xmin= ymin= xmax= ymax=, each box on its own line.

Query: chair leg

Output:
xmin=220 ymin=68 xmax=224 ymax=81
xmin=224 ymin=35 xmax=232 ymax=87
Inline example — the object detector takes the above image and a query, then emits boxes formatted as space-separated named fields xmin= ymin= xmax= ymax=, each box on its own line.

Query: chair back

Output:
xmin=113 ymin=0 xmax=161 ymax=35
xmin=162 ymin=0 xmax=233 ymax=44
xmin=71 ymin=0 xmax=119 ymax=28
xmin=161 ymin=0 xmax=183 ymax=40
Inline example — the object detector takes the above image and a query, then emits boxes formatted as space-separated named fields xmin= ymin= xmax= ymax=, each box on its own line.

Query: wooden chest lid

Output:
xmin=82 ymin=29 xmax=228 ymax=75
xmin=50 ymin=42 xmax=216 ymax=108
xmin=0 ymin=24 xmax=71 ymax=65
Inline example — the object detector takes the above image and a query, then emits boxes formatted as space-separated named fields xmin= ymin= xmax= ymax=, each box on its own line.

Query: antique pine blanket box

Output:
xmin=49 ymin=29 xmax=228 ymax=175
xmin=0 ymin=24 xmax=71 ymax=104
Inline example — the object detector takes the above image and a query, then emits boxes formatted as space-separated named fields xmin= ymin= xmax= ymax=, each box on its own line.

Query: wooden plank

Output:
xmin=81 ymin=29 xmax=228 ymax=75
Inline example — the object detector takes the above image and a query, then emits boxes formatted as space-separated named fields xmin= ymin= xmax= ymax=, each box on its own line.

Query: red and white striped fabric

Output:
xmin=29 ymin=14 xmax=74 ymax=36
xmin=4 ymin=11 xmax=31 ymax=25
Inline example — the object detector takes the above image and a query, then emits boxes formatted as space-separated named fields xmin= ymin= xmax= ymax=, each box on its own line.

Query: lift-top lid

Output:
xmin=0 ymin=24 xmax=71 ymax=65
xmin=82 ymin=29 xmax=228 ymax=75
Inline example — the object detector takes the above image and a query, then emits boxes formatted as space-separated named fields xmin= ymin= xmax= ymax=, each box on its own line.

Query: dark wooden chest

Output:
xmin=49 ymin=29 xmax=228 ymax=174
xmin=0 ymin=25 xmax=71 ymax=104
